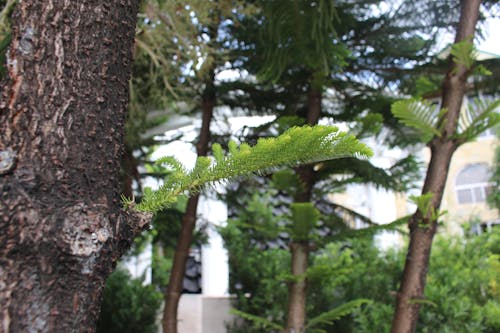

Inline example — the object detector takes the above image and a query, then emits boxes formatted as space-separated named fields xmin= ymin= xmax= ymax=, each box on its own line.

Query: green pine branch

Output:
xmin=329 ymin=215 xmax=410 ymax=242
xmin=229 ymin=308 xmax=283 ymax=331
xmin=136 ymin=125 xmax=372 ymax=212
xmin=305 ymin=299 xmax=372 ymax=332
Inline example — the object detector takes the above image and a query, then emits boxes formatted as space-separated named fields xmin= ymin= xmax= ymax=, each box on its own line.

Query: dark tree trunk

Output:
xmin=0 ymin=1 xmax=146 ymax=332
xmin=390 ymin=1 xmax=481 ymax=332
xmin=285 ymin=82 xmax=321 ymax=333
xmin=162 ymin=65 xmax=216 ymax=333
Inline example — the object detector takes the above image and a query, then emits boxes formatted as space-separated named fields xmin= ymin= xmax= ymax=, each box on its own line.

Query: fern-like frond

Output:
xmin=456 ymin=98 xmax=500 ymax=142
xmin=450 ymin=37 xmax=476 ymax=71
xmin=331 ymin=215 xmax=410 ymax=242
xmin=137 ymin=126 xmax=372 ymax=212
xmin=391 ymin=99 xmax=444 ymax=143
xmin=305 ymin=299 xmax=372 ymax=331
xmin=230 ymin=308 xmax=283 ymax=331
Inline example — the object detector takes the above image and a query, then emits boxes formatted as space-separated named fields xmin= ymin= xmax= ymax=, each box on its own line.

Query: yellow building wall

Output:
xmin=327 ymin=136 xmax=498 ymax=236
xmin=422 ymin=136 xmax=499 ymax=234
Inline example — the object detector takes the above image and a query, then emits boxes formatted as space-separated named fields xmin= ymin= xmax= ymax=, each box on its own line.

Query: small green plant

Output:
xmin=409 ymin=193 xmax=447 ymax=223
xmin=96 ymin=269 xmax=162 ymax=333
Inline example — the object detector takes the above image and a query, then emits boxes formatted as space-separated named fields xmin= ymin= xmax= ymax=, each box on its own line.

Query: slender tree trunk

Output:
xmin=162 ymin=64 xmax=216 ymax=333
xmin=390 ymin=1 xmax=481 ymax=332
xmin=0 ymin=1 xmax=146 ymax=332
xmin=286 ymin=242 xmax=309 ymax=333
xmin=285 ymin=82 xmax=322 ymax=333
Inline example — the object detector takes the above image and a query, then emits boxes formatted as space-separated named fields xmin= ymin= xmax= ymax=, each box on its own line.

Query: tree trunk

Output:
xmin=390 ymin=1 xmax=481 ymax=332
xmin=0 ymin=1 xmax=146 ymax=332
xmin=285 ymin=243 xmax=309 ymax=333
xmin=285 ymin=81 xmax=321 ymax=333
xmin=162 ymin=64 xmax=216 ymax=333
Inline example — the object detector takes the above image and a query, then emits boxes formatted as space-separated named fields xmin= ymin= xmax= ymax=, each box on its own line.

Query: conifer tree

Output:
xmin=390 ymin=1 xmax=500 ymax=331
xmin=217 ymin=1 xmax=444 ymax=331
xmin=159 ymin=11 xmax=218 ymax=333
xmin=134 ymin=2 xmax=251 ymax=332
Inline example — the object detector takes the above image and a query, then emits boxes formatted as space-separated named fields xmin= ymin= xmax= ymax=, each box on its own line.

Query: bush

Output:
xmin=96 ymin=268 xmax=162 ymax=333
xmin=224 ymin=225 xmax=500 ymax=333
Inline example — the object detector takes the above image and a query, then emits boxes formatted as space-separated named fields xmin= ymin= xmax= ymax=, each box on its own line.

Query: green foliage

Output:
xmin=392 ymin=37 xmax=499 ymax=145
xmin=392 ymin=96 xmax=500 ymax=145
xmin=330 ymin=215 xmax=409 ymax=242
xmin=354 ymin=230 xmax=500 ymax=333
xmin=416 ymin=231 xmax=500 ymax=333
xmin=315 ymin=156 xmax=422 ymax=193
xmin=306 ymin=299 xmax=372 ymax=333
xmin=456 ymin=98 xmax=500 ymax=143
xmin=415 ymin=76 xmax=440 ymax=98
xmin=391 ymin=98 xmax=446 ymax=143
xmin=0 ymin=0 xmax=15 ymax=79
xmin=221 ymin=219 xmax=289 ymax=333
xmin=290 ymin=203 xmax=320 ymax=242
xmin=257 ymin=0 xmax=349 ymax=82
xmin=450 ymin=38 xmax=476 ymax=71
xmin=488 ymin=130 xmax=500 ymax=210
xmin=96 ymin=269 xmax=162 ymax=333
xmin=409 ymin=192 xmax=446 ymax=222
xmin=224 ymin=222 xmax=500 ymax=333
xmin=230 ymin=309 xmax=283 ymax=331
xmin=137 ymin=125 xmax=372 ymax=212
xmin=228 ymin=191 xmax=283 ymax=241
xmin=271 ymin=169 xmax=302 ymax=193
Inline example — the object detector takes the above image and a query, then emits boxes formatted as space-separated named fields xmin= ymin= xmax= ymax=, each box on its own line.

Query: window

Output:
xmin=455 ymin=163 xmax=492 ymax=204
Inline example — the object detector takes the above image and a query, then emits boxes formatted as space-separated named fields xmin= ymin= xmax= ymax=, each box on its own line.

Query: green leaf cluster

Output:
xmin=306 ymin=299 xmax=372 ymax=333
xmin=224 ymin=219 xmax=500 ymax=333
xmin=450 ymin=38 xmax=476 ymax=71
xmin=488 ymin=130 xmax=500 ymax=210
xmin=392 ymin=97 xmax=499 ymax=144
xmin=391 ymin=98 xmax=447 ymax=143
xmin=409 ymin=193 xmax=446 ymax=223
xmin=256 ymin=0 xmax=349 ymax=83
xmin=97 ymin=269 xmax=162 ymax=333
xmin=137 ymin=125 xmax=372 ymax=212
xmin=291 ymin=203 xmax=320 ymax=242
xmin=392 ymin=38 xmax=500 ymax=145
xmin=457 ymin=98 xmax=500 ymax=143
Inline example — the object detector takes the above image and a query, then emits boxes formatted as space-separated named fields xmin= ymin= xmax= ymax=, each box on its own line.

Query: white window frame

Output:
xmin=455 ymin=182 xmax=491 ymax=204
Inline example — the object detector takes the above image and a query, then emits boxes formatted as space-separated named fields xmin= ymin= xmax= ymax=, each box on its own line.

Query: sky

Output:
xmin=479 ymin=17 xmax=500 ymax=55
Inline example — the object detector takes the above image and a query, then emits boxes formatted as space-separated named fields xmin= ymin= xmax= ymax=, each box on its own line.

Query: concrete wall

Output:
xmin=176 ymin=295 xmax=234 ymax=333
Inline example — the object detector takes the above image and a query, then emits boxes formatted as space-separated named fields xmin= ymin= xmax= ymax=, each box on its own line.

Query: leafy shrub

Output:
xmin=96 ymin=269 xmax=162 ymax=333
xmin=224 ymin=225 xmax=500 ymax=333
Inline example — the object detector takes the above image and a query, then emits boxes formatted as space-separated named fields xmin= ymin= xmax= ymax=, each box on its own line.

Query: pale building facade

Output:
xmin=436 ymin=131 xmax=498 ymax=233
xmin=331 ymin=130 xmax=499 ymax=241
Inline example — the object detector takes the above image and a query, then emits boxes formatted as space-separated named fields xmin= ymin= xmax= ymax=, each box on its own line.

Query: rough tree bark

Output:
xmin=285 ymin=81 xmax=322 ymax=333
xmin=390 ymin=1 xmax=482 ymax=332
xmin=162 ymin=56 xmax=216 ymax=333
xmin=0 ymin=1 xmax=147 ymax=332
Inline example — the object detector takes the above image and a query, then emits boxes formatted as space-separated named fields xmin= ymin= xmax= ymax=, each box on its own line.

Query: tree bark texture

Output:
xmin=162 ymin=64 xmax=216 ymax=333
xmin=285 ymin=82 xmax=321 ymax=333
xmin=285 ymin=243 xmax=309 ymax=333
xmin=390 ymin=1 xmax=481 ymax=332
xmin=0 ymin=1 xmax=146 ymax=332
